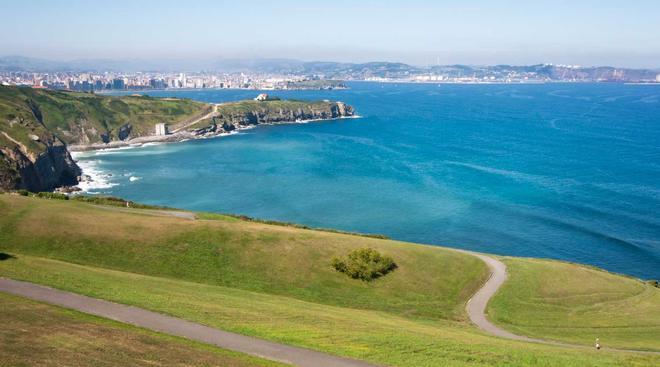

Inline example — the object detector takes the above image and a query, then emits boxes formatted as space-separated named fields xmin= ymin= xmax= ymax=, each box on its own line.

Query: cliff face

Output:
xmin=0 ymin=140 xmax=81 ymax=191
xmin=192 ymin=101 xmax=354 ymax=136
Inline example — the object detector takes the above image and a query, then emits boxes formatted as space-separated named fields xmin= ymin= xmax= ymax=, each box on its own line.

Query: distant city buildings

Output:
xmin=112 ymin=78 xmax=125 ymax=90
xmin=1 ymin=63 xmax=658 ymax=90
xmin=0 ymin=70 xmax=337 ymax=91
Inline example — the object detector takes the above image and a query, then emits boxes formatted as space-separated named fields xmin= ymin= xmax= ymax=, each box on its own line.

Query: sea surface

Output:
xmin=78 ymin=82 xmax=660 ymax=279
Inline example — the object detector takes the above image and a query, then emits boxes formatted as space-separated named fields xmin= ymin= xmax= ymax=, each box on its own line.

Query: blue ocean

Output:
xmin=79 ymin=82 xmax=660 ymax=279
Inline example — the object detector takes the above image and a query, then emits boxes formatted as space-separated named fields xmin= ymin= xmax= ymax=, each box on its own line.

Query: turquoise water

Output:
xmin=81 ymin=83 xmax=660 ymax=279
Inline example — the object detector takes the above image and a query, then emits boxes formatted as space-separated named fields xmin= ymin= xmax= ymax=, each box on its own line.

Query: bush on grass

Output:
xmin=332 ymin=248 xmax=397 ymax=281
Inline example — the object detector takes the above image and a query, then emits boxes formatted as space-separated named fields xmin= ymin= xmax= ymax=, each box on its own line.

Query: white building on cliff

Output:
xmin=154 ymin=123 xmax=168 ymax=136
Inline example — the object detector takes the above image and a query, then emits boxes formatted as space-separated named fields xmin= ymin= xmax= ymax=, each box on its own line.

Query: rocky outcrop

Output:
xmin=0 ymin=139 xmax=80 ymax=192
xmin=117 ymin=123 xmax=132 ymax=140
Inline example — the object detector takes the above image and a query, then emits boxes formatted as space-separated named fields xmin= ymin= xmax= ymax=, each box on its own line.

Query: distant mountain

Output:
xmin=1 ymin=55 xmax=658 ymax=82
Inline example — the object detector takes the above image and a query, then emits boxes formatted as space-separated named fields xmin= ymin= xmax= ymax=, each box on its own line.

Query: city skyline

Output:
xmin=2 ymin=0 xmax=660 ymax=68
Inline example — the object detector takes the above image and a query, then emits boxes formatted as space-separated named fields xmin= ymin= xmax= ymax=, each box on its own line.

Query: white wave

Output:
xmin=87 ymin=145 xmax=140 ymax=156
xmin=72 ymin=157 xmax=118 ymax=192
xmin=129 ymin=176 xmax=141 ymax=182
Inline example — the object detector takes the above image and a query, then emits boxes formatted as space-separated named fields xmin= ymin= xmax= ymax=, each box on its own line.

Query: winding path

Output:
xmin=1 ymin=244 xmax=657 ymax=362
xmin=462 ymin=250 xmax=660 ymax=355
xmin=0 ymin=278 xmax=376 ymax=367
xmin=463 ymin=251 xmax=543 ymax=342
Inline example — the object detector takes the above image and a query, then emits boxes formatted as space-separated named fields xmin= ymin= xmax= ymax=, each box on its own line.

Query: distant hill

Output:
xmin=2 ymin=55 xmax=658 ymax=82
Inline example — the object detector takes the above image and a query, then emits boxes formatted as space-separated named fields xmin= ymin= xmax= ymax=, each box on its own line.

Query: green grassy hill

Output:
xmin=0 ymin=194 xmax=658 ymax=366
xmin=0 ymin=194 xmax=487 ymax=320
xmin=489 ymin=258 xmax=660 ymax=351
xmin=0 ymin=86 xmax=209 ymax=146
xmin=0 ymin=292 xmax=283 ymax=367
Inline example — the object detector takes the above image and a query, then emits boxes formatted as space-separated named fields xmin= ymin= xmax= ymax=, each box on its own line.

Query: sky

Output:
xmin=2 ymin=0 xmax=660 ymax=68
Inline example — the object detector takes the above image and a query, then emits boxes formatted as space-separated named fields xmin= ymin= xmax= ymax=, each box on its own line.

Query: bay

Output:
xmin=78 ymin=82 xmax=660 ymax=279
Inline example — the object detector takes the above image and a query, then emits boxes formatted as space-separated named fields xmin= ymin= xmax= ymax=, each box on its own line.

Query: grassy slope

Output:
xmin=0 ymin=195 xmax=658 ymax=366
xmin=0 ymin=292 xmax=283 ymax=367
xmin=0 ymin=85 xmax=209 ymax=147
xmin=0 ymin=194 xmax=487 ymax=321
xmin=488 ymin=257 xmax=660 ymax=351
xmin=1 ymin=255 xmax=656 ymax=367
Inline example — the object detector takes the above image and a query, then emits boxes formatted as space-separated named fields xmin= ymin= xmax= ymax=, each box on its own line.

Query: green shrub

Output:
xmin=16 ymin=189 xmax=31 ymax=196
xmin=36 ymin=192 xmax=68 ymax=200
xmin=332 ymin=248 xmax=397 ymax=281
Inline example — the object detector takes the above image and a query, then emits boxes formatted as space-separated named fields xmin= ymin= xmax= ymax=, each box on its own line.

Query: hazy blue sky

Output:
xmin=2 ymin=0 xmax=659 ymax=67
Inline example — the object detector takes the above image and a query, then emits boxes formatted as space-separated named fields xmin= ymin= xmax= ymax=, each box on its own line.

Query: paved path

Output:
xmin=0 ymin=278 xmax=377 ymax=367
xmin=1 ymin=243 xmax=657 ymax=358
xmin=462 ymin=250 xmax=660 ymax=355
xmin=463 ymin=251 xmax=541 ymax=343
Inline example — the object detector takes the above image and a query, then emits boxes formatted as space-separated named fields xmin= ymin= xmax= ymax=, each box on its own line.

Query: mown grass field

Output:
xmin=0 ymin=292 xmax=284 ymax=367
xmin=488 ymin=257 xmax=660 ymax=351
xmin=0 ymin=194 xmax=659 ymax=366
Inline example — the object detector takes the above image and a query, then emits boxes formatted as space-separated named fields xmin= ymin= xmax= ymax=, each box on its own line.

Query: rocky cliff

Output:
xmin=0 ymin=139 xmax=80 ymax=191
xmin=191 ymin=100 xmax=354 ymax=136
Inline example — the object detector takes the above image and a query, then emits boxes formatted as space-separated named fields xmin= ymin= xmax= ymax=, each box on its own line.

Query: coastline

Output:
xmin=67 ymin=115 xmax=361 ymax=152
xmin=68 ymin=115 xmax=361 ymax=193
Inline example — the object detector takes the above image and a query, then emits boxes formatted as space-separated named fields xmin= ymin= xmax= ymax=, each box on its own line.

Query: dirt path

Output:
xmin=171 ymin=103 xmax=219 ymax=133
xmin=0 ymin=278 xmax=377 ymax=367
